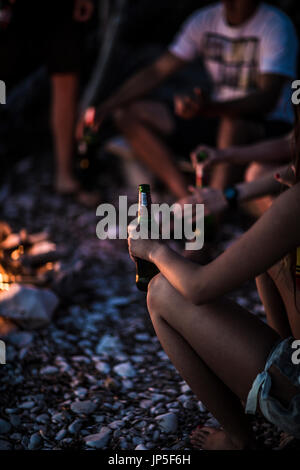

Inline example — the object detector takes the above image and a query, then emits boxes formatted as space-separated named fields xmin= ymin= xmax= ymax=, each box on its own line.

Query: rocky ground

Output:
xmin=0 ymin=152 xmax=289 ymax=451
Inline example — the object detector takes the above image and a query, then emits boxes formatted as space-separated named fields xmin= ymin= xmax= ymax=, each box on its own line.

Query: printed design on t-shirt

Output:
xmin=203 ymin=33 xmax=259 ymax=92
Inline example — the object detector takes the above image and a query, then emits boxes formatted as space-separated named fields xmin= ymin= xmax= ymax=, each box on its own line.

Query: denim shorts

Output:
xmin=246 ymin=337 xmax=300 ymax=438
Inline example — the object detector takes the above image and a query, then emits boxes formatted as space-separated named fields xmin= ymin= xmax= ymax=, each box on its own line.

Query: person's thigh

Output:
xmin=125 ymin=100 xmax=176 ymax=135
xmin=148 ymin=273 xmax=279 ymax=401
xmin=256 ymin=272 xmax=292 ymax=338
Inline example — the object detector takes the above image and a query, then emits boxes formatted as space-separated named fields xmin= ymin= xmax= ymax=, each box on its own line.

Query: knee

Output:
xmin=147 ymin=273 xmax=169 ymax=318
xmin=112 ymin=103 xmax=140 ymax=131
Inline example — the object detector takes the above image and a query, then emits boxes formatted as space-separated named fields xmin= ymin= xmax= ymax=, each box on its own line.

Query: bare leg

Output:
xmin=114 ymin=101 xmax=189 ymax=199
xmin=51 ymin=73 xmax=79 ymax=194
xmin=244 ymin=162 xmax=278 ymax=217
xmin=210 ymin=117 xmax=264 ymax=190
xmin=256 ymin=272 xmax=292 ymax=338
xmin=147 ymin=274 xmax=279 ymax=449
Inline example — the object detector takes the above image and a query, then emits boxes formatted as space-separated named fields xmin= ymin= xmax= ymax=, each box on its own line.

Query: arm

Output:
xmin=191 ymin=134 xmax=292 ymax=180
xmin=97 ymin=51 xmax=185 ymax=117
xmin=205 ymin=74 xmax=286 ymax=118
xmin=235 ymin=165 xmax=291 ymax=201
xmin=149 ymin=182 xmax=300 ymax=304
xmin=216 ymin=132 xmax=293 ymax=165
xmin=183 ymin=164 xmax=289 ymax=216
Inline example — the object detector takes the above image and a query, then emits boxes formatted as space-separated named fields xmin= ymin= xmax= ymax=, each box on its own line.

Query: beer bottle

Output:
xmin=76 ymin=108 xmax=100 ymax=187
xmin=135 ymin=184 xmax=159 ymax=292
xmin=195 ymin=151 xmax=214 ymax=240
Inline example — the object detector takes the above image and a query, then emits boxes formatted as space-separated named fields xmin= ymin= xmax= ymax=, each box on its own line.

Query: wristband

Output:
xmin=224 ymin=186 xmax=239 ymax=208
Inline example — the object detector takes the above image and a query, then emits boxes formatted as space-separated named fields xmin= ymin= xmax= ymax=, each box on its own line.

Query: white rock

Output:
xmin=8 ymin=332 xmax=33 ymax=348
xmin=28 ymin=433 xmax=42 ymax=450
xmin=0 ymin=284 xmax=58 ymax=329
xmin=40 ymin=366 xmax=58 ymax=376
xmin=70 ymin=400 xmax=97 ymax=415
xmin=135 ymin=333 xmax=151 ymax=342
xmin=96 ymin=335 xmax=123 ymax=356
xmin=135 ymin=444 xmax=147 ymax=450
xmin=108 ymin=420 xmax=124 ymax=430
xmin=113 ymin=362 xmax=136 ymax=378
xmin=83 ymin=427 xmax=111 ymax=449
xmin=155 ymin=413 xmax=178 ymax=433
xmin=197 ymin=401 xmax=206 ymax=413
xmin=95 ymin=361 xmax=111 ymax=374
xmin=180 ymin=383 xmax=191 ymax=394
xmin=0 ymin=419 xmax=11 ymax=434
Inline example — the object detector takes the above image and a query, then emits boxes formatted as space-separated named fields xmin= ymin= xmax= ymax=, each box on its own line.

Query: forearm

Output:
xmin=150 ymin=243 xmax=205 ymax=304
xmin=206 ymin=90 xmax=278 ymax=119
xmin=103 ymin=66 xmax=163 ymax=113
xmin=151 ymin=183 xmax=300 ymax=305
xmin=235 ymin=165 xmax=288 ymax=201
xmin=101 ymin=52 xmax=182 ymax=114
xmin=220 ymin=134 xmax=292 ymax=165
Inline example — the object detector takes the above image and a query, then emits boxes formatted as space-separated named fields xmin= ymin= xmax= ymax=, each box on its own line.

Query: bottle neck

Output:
xmin=139 ymin=191 xmax=151 ymax=207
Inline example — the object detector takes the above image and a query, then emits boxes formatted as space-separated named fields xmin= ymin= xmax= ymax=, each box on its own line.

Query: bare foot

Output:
xmin=190 ymin=426 xmax=245 ymax=450
xmin=55 ymin=175 xmax=81 ymax=195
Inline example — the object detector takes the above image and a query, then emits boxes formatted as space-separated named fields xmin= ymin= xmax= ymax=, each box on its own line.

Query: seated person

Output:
xmin=189 ymin=131 xmax=293 ymax=216
xmin=80 ymin=0 xmax=298 ymax=199
xmin=127 ymin=106 xmax=300 ymax=450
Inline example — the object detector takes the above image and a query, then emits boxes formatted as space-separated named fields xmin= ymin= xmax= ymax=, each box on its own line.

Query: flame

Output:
xmin=11 ymin=245 xmax=24 ymax=261
xmin=0 ymin=265 xmax=12 ymax=291
xmin=0 ymin=273 xmax=10 ymax=291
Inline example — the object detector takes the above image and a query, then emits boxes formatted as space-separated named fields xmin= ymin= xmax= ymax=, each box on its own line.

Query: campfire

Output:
xmin=0 ymin=222 xmax=61 ymax=332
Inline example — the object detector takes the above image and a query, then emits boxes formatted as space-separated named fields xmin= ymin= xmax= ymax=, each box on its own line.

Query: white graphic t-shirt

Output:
xmin=169 ymin=2 xmax=298 ymax=123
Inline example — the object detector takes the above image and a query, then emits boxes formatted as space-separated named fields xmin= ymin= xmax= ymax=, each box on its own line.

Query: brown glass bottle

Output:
xmin=135 ymin=184 xmax=159 ymax=292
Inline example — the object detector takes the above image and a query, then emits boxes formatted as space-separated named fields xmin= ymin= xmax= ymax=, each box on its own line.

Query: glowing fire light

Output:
xmin=11 ymin=245 xmax=24 ymax=261
xmin=0 ymin=273 xmax=10 ymax=291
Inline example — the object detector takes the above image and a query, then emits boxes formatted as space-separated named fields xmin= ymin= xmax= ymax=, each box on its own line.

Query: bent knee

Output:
xmin=112 ymin=103 xmax=140 ymax=130
xmin=147 ymin=273 xmax=170 ymax=316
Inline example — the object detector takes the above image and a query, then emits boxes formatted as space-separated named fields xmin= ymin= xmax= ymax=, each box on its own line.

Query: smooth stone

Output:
xmin=95 ymin=362 xmax=111 ymax=374
xmin=36 ymin=414 xmax=49 ymax=424
xmin=40 ymin=366 xmax=59 ymax=376
xmin=74 ymin=387 xmax=87 ymax=399
xmin=0 ymin=419 xmax=11 ymax=434
xmin=113 ymin=362 xmax=136 ymax=378
xmin=135 ymin=333 xmax=151 ymax=342
xmin=140 ymin=400 xmax=152 ymax=409
xmin=198 ymin=401 xmax=206 ymax=413
xmin=108 ymin=420 xmax=124 ymax=430
xmin=9 ymin=415 xmax=21 ymax=427
xmin=28 ymin=433 xmax=42 ymax=450
xmin=0 ymin=439 xmax=12 ymax=450
xmin=68 ymin=419 xmax=82 ymax=434
xmin=19 ymin=401 xmax=35 ymax=409
xmin=96 ymin=335 xmax=122 ymax=356
xmin=83 ymin=427 xmax=111 ymax=449
xmin=8 ymin=332 xmax=33 ymax=348
xmin=70 ymin=400 xmax=97 ymax=415
xmin=135 ymin=444 xmax=148 ymax=450
xmin=155 ymin=413 xmax=178 ymax=433
xmin=55 ymin=429 xmax=67 ymax=441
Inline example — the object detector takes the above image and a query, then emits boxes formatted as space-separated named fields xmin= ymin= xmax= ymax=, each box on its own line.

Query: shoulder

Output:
xmin=259 ymin=3 xmax=296 ymax=36
xmin=182 ymin=3 xmax=221 ymax=32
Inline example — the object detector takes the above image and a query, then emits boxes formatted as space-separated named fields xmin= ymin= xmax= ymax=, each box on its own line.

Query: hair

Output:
xmin=281 ymin=105 xmax=300 ymax=310
xmin=293 ymin=105 xmax=300 ymax=183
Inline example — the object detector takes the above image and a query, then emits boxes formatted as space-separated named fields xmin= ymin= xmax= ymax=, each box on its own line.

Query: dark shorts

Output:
xmin=0 ymin=16 xmax=82 ymax=91
xmin=167 ymin=112 xmax=293 ymax=159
